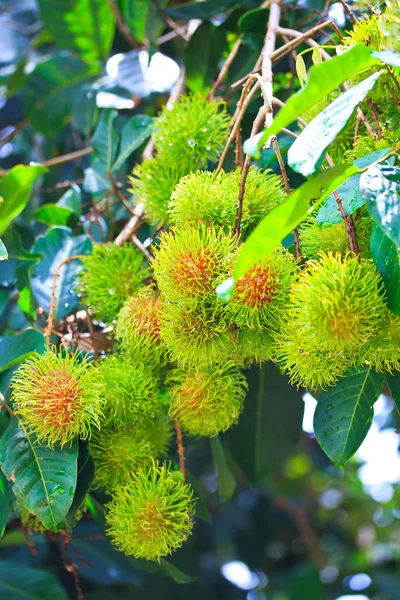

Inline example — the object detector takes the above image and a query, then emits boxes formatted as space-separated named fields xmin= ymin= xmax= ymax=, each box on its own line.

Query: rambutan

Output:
xmin=90 ymin=415 xmax=173 ymax=492
xmin=106 ymin=461 xmax=194 ymax=561
xmin=362 ymin=310 xmax=400 ymax=373
xmin=11 ymin=349 xmax=104 ymax=447
xmin=77 ymin=243 xmax=150 ymax=322
xmin=168 ymin=363 xmax=247 ymax=437
xmin=95 ymin=354 xmax=159 ymax=427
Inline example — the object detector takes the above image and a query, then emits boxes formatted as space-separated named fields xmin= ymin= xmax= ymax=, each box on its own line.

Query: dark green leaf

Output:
xmin=38 ymin=0 xmax=115 ymax=63
xmin=231 ymin=164 xmax=358 ymax=280
xmin=360 ymin=165 xmax=400 ymax=246
xmin=0 ymin=239 xmax=7 ymax=260
xmin=314 ymin=366 xmax=385 ymax=467
xmin=210 ymin=435 xmax=236 ymax=501
xmin=316 ymin=149 xmax=393 ymax=225
xmin=288 ymin=70 xmax=383 ymax=176
xmin=84 ymin=158 xmax=113 ymax=194
xmin=65 ymin=444 xmax=94 ymax=528
xmin=31 ymin=227 xmax=92 ymax=320
xmin=0 ymin=165 xmax=48 ymax=236
xmin=370 ymin=225 xmax=400 ymax=316
xmin=387 ymin=371 xmax=400 ymax=413
xmin=186 ymin=471 xmax=212 ymax=523
xmin=289 ymin=563 xmax=324 ymax=600
xmin=168 ymin=0 xmax=241 ymax=19
xmin=158 ymin=559 xmax=197 ymax=584
xmin=121 ymin=0 xmax=150 ymax=44
xmin=92 ymin=109 xmax=118 ymax=171
xmin=112 ymin=114 xmax=154 ymax=171
xmin=0 ymin=560 xmax=68 ymax=600
xmin=185 ymin=21 xmax=227 ymax=93
xmin=0 ymin=419 xmax=78 ymax=530
xmin=24 ymin=54 xmax=99 ymax=136
xmin=244 ymin=44 xmax=382 ymax=157
xmin=72 ymin=84 xmax=99 ymax=136
xmin=0 ymin=329 xmax=46 ymax=374
xmin=224 ymin=364 xmax=304 ymax=482
xmin=35 ymin=185 xmax=82 ymax=227
xmin=0 ymin=472 xmax=13 ymax=539
xmin=58 ymin=185 xmax=82 ymax=216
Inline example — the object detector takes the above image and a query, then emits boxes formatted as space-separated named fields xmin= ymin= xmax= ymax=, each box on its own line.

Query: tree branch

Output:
xmin=175 ymin=422 xmax=186 ymax=481
xmin=108 ymin=0 xmax=142 ymax=49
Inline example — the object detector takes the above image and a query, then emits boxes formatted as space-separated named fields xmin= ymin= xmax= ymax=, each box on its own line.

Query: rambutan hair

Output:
xmin=105 ymin=461 xmax=194 ymax=561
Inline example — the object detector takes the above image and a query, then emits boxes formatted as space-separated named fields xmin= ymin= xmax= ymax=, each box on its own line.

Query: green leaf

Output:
xmin=244 ymin=44 xmax=382 ymax=157
xmin=360 ymin=165 xmax=400 ymax=246
xmin=290 ymin=563 xmax=324 ymax=600
xmin=58 ymin=185 xmax=82 ymax=216
xmin=112 ymin=115 xmax=154 ymax=172
xmin=0 ymin=239 xmax=7 ymax=260
xmin=316 ymin=149 xmax=393 ymax=225
xmin=72 ymin=84 xmax=99 ymax=136
xmin=0 ymin=472 xmax=13 ymax=539
xmin=35 ymin=185 xmax=82 ymax=227
xmin=0 ymin=165 xmax=48 ymax=236
xmin=312 ymin=47 xmax=322 ymax=65
xmin=185 ymin=21 xmax=227 ymax=93
xmin=210 ymin=435 xmax=236 ymax=501
xmin=168 ymin=0 xmax=240 ymax=19
xmin=372 ymin=49 xmax=400 ymax=67
xmin=224 ymin=364 xmax=304 ymax=482
xmin=38 ymin=0 xmax=115 ymax=63
xmin=0 ymin=560 xmax=68 ymax=600
xmin=232 ymin=164 xmax=359 ymax=280
xmin=386 ymin=371 xmax=400 ymax=413
xmin=65 ymin=443 xmax=94 ymax=528
xmin=0 ymin=329 xmax=46 ymax=374
xmin=0 ymin=419 xmax=78 ymax=530
xmin=370 ymin=225 xmax=400 ymax=316
xmin=31 ymin=227 xmax=92 ymax=320
xmin=92 ymin=109 xmax=118 ymax=171
xmin=288 ymin=70 xmax=383 ymax=176
xmin=313 ymin=366 xmax=385 ymax=467
xmin=121 ymin=0 xmax=150 ymax=44
xmin=24 ymin=54 xmax=99 ymax=136
xmin=295 ymin=55 xmax=308 ymax=87
xmin=158 ymin=559 xmax=197 ymax=584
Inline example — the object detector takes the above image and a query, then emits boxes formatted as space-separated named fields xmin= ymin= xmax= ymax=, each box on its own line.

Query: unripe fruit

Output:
xmin=77 ymin=244 xmax=150 ymax=322
xmin=154 ymin=93 xmax=229 ymax=167
xmin=115 ymin=288 xmax=166 ymax=365
xmin=11 ymin=349 xmax=104 ymax=447
xmin=362 ymin=310 xmax=400 ymax=373
xmin=168 ymin=363 xmax=247 ymax=437
xmin=106 ymin=461 xmax=194 ymax=561
xmin=95 ymin=354 xmax=159 ymax=427
xmin=90 ymin=415 xmax=173 ymax=492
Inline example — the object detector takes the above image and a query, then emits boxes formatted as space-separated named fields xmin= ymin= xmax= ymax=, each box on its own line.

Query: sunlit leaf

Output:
xmin=360 ymin=165 xmax=400 ymax=246
xmin=370 ymin=225 xmax=400 ymax=316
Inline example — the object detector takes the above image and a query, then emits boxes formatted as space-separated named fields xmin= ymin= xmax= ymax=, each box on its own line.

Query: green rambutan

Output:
xmin=159 ymin=299 xmax=237 ymax=367
xmin=11 ymin=349 xmax=104 ymax=447
xmin=237 ymin=326 xmax=277 ymax=366
xmin=129 ymin=155 xmax=192 ymax=227
xmin=106 ymin=461 xmax=194 ymax=561
xmin=153 ymin=224 xmax=237 ymax=302
xmin=154 ymin=93 xmax=230 ymax=167
xmin=227 ymin=247 xmax=297 ymax=329
xmin=77 ymin=244 xmax=150 ymax=322
xmin=115 ymin=288 xmax=166 ymax=365
xmin=168 ymin=167 xmax=285 ymax=234
xmin=285 ymin=252 xmax=386 ymax=355
xmin=300 ymin=214 xmax=373 ymax=260
xmin=95 ymin=354 xmax=158 ymax=427
xmin=90 ymin=415 xmax=173 ymax=492
xmin=168 ymin=362 xmax=247 ymax=437
xmin=362 ymin=310 xmax=400 ymax=373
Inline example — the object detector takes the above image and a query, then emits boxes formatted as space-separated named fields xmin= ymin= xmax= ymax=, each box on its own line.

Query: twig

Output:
xmin=132 ymin=233 xmax=152 ymax=261
xmin=0 ymin=393 xmax=15 ymax=417
xmin=277 ymin=26 xmax=332 ymax=60
xmin=108 ymin=0 xmax=142 ymax=49
xmin=337 ymin=0 xmax=358 ymax=23
xmin=0 ymin=119 xmax=29 ymax=148
xmin=60 ymin=532 xmax=84 ymax=600
xmin=114 ymin=203 xmax=144 ymax=246
xmin=354 ymin=113 xmax=362 ymax=144
xmin=175 ymin=422 xmax=186 ymax=481
xmin=45 ymin=255 xmax=86 ymax=345
xmin=367 ymin=99 xmax=383 ymax=139
xmin=40 ymin=147 xmax=93 ymax=169
xmin=108 ymin=173 xmax=136 ymax=215
xmin=208 ymin=38 xmax=242 ymax=99
xmin=152 ymin=0 xmax=189 ymax=41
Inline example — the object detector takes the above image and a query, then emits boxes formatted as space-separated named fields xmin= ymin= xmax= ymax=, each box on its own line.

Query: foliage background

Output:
xmin=0 ymin=0 xmax=400 ymax=599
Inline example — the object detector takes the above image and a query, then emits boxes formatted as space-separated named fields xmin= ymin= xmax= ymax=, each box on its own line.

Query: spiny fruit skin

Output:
xmin=168 ymin=363 xmax=247 ymax=437
xmin=153 ymin=224 xmax=237 ymax=302
xmin=159 ymin=299 xmax=237 ymax=367
xmin=77 ymin=244 xmax=150 ymax=322
xmin=362 ymin=311 xmax=400 ymax=373
xmin=90 ymin=415 xmax=173 ymax=492
xmin=168 ymin=167 xmax=285 ymax=234
xmin=11 ymin=349 xmax=104 ymax=447
xmin=286 ymin=252 xmax=386 ymax=355
xmin=115 ymin=288 xmax=166 ymax=365
xmin=106 ymin=461 xmax=194 ymax=561
xmin=129 ymin=155 xmax=193 ymax=227
xmin=300 ymin=214 xmax=373 ymax=261
xmin=95 ymin=354 xmax=159 ymax=427
xmin=228 ymin=248 xmax=297 ymax=330
xmin=154 ymin=93 xmax=230 ymax=167
xmin=237 ymin=326 xmax=277 ymax=366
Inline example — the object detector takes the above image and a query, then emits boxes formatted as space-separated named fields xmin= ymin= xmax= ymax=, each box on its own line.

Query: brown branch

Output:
xmin=45 ymin=255 xmax=86 ymax=345
xmin=208 ymin=38 xmax=242 ymax=99
xmin=60 ymin=532 xmax=84 ymax=600
xmin=152 ymin=0 xmax=189 ymax=41
xmin=0 ymin=119 xmax=29 ymax=148
xmin=109 ymin=0 xmax=142 ymax=49
xmin=108 ymin=172 xmax=136 ymax=215
xmin=41 ymin=147 xmax=93 ymax=169
xmin=131 ymin=233 xmax=152 ymax=261
xmin=337 ymin=0 xmax=358 ymax=23
xmin=367 ymin=99 xmax=383 ymax=139
xmin=0 ymin=393 xmax=15 ymax=417
xmin=175 ymin=422 xmax=186 ymax=481
xmin=114 ymin=203 xmax=144 ymax=246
